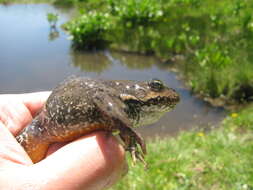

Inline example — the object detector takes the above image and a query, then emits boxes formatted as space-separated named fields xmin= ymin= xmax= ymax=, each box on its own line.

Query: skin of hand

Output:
xmin=0 ymin=92 xmax=127 ymax=190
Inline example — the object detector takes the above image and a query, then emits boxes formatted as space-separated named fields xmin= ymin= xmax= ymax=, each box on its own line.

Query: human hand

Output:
xmin=0 ymin=92 xmax=127 ymax=190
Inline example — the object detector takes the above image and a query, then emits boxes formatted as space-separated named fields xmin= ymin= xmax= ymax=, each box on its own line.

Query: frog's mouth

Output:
xmin=132 ymin=100 xmax=177 ymax=127
xmin=133 ymin=89 xmax=180 ymax=127
xmin=134 ymin=106 xmax=172 ymax=127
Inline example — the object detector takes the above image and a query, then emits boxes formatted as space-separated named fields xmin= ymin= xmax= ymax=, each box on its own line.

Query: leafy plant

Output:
xmin=47 ymin=12 xmax=58 ymax=28
xmin=61 ymin=0 xmax=252 ymax=104
xmin=108 ymin=0 xmax=163 ymax=26
xmin=64 ymin=12 xmax=113 ymax=49
xmin=53 ymin=0 xmax=76 ymax=7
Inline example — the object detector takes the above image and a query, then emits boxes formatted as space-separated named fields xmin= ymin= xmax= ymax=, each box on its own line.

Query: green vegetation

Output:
xmin=63 ymin=12 xmax=113 ymax=49
xmin=47 ymin=12 xmax=58 ymax=28
xmin=110 ymin=104 xmax=253 ymax=190
xmin=3 ymin=0 xmax=251 ymax=105
xmin=108 ymin=0 xmax=163 ymax=25
xmin=1 ymin=1 xmax=252 ymax=189
xmin=60 ymin=0 xmax=253 ymax=104
xmin=0 ymin=0 xmax=8 ymax=3
xmin=2 ymin=0 xmax=253 ymax=105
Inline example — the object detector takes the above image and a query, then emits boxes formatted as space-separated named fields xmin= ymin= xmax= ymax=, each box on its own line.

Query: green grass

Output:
xmin=1 ymin=1 xmax=252 ymax=188
xmin=110 ymin=104 xmax=253 ymax=190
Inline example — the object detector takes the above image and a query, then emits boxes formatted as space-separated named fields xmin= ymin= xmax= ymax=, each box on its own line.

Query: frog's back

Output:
xmin=16 ymin=77 xmax=115 ymax=162
xmin=16 ymin=76 xmax=180 ymax=164
xmin=45 ymin=77 xmax=113 ymax=128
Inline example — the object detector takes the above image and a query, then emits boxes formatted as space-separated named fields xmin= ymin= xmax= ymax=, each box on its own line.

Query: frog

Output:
xmin=16 ymin=77 xmax=180 ymax=165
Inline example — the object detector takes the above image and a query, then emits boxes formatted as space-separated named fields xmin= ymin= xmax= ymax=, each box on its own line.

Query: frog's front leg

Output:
xmin=93 ymin=92 xmax=147 ymax=165
xmin=118 ymin=126 xmax=147 ymax=165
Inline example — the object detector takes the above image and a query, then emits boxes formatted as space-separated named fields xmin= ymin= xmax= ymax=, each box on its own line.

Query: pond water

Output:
xmin=0 ymin=4 xmax=226 ymax=138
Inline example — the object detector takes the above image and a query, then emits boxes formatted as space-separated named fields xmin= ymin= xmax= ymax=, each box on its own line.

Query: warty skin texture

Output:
xmin=16 ymin=77 xmax=180 ymax=164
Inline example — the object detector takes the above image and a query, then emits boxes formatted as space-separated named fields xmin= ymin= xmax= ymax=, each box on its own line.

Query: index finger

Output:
xmin=21 ymin=91 xmax=51 ymax=116
xmin=0 ymin=92 xmax=51 ymax=135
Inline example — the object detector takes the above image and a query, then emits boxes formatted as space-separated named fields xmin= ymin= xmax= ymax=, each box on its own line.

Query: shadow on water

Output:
xmin=0 ymin=4 xmax=226 ymax=139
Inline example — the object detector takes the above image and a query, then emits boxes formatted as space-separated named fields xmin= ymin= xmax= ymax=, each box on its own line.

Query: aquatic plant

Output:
xmin=47 ymin=12 xmax=58 ymax=28
xmin=53 ymin=0 xmax=76 ymax=7
xmin=63 ymin=0 xmax=252 ymax=104
xmin=0 ymin=0 xmax=9 ymax=4
xmin=64 ymin=12 xmax=113 ymax=49
xmin=108 ymin=0 xmax=163 ymax=26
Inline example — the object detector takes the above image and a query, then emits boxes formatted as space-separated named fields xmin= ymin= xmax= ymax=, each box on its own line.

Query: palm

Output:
xmin=0 ymin=92 xmax=49 ymax=165
xmin=0 ymin=92 xmax=126 ymax=190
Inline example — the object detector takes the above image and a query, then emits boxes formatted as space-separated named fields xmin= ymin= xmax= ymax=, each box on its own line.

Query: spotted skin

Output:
xmin=16 ymin=77 xmax=180 ymax=164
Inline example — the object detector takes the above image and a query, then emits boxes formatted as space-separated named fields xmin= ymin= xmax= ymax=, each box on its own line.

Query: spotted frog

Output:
xmin=16 ymin=77 xmax=180 ymax=164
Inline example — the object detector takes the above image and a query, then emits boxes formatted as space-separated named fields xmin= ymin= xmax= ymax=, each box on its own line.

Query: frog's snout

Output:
xmin=169 ymin=88 xmax=180 ymax=103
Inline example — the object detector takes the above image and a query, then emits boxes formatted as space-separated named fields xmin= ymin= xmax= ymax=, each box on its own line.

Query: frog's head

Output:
xmin=120 ymin=79 xmax=180 ymax=127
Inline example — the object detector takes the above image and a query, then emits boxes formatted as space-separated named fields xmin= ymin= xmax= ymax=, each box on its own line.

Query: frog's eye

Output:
xmin=148 ymin=79 xmax=164 ymax=92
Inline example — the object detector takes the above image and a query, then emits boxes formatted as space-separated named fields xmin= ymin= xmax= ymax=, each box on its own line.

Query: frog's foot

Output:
xmin=119 ymin=128 xmax=147 ymax=166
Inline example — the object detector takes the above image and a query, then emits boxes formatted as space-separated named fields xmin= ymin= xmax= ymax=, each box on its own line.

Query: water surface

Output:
xmin=0 ymin=4 xmax=226 ymax=138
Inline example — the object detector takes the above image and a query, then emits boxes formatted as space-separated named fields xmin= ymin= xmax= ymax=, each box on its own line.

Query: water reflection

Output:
xmin=109 ymin=51 xmax=157 ymax=70
xmin=69 ymin=49 xmax=162 ymax=73
xmin=0 ymin=4 xmax=226 ymax=139
xmin=112 ymin=24 xmax=169 ymax=56
xmin=48 ymin=27 xmax=60 ymax=41
xmin=111 ymin=15 xmax=212 ymax=59
xmin=70 ymin=50 xmax=112 ymax=73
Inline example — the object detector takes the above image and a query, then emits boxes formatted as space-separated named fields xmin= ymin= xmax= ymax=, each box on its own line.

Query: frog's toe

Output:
xmin=119 ymin=128 xmax=147 ymax=165
xmin=134 ymin=132 xmax=146 ymax=155
xmin=128 ymin=145 xmax=147 ymax=167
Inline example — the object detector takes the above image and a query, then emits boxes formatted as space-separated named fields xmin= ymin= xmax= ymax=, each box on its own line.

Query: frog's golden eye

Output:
xmin=148 ymin=79 xmax=164 ymax=92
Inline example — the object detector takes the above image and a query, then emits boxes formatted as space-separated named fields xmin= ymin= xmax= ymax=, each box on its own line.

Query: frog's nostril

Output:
xmin=169 ymin=88 xmax=180 ymax=103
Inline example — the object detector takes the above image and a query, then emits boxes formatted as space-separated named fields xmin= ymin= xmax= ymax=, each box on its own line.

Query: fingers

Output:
xmin=21 ymin=91 xmax=51 ymax=117
xmin=0 ymin=92 xmax=51 ymax=135
xmin=0 ymin=97 xmax=34 ymax=136
xmin=0 ymin=123 xmax=33 ymax=166
xmin=33 ymin=131 xmax=127 ymax=190
xmin=0 ymin=93 xmax=127 ymax=189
